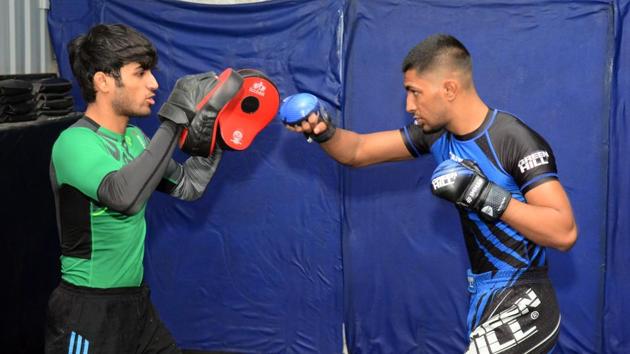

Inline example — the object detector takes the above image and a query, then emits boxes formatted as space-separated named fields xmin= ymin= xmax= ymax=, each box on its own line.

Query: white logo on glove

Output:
xmin=432 ymin=172 xmax=458 ymax=190
xmin=231 ymin=130 xmax=243 ymax=145
xmin=465 ymin=178 xmax=484 ymax=203
xmin=249 ymin=81 xmax=267 ymax=96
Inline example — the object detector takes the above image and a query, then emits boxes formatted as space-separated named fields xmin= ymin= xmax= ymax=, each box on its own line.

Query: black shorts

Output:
xmin=45 ymin=280 xmax=181 ymax=354
xmin=465 ymin=268 xmax=560 ymax=354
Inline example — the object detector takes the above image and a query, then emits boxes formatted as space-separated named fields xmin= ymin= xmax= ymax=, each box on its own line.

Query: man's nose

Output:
xmin=405 ymin=94 xmax=416 ymax=113
xmin=147 ymin=71 xmax=158 ymax=91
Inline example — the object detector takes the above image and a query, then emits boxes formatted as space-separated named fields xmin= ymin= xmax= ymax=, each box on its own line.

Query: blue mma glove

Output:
xmin=279 ymin=93 xmax=336 ymax=143
xmin=430 ymin=159 xmax=512 ymax=221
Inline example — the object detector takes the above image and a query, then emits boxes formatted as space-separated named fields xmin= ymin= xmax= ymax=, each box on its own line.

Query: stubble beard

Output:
xmin=112 ymin=86 xmax=151 ymax=118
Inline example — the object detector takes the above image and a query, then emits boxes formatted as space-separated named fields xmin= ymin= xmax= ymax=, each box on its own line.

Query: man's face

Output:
xmin=403 ymin=69 xmax=449 ymax=133
xmin=111 ymin=62 xmax=158 ymax=118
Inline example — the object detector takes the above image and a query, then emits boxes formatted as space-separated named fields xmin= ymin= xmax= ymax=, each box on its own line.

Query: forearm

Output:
xmin=169 ymin=149 xmax=222 ymax=201
xmin=97 ymin=121 xmax=180 ymax=214
xmin=500 ymin=198 xmax=577 ymax=251
xmin=320 ymin=129 xmax=413 ymax=167
xmin=319 ymin=128 xmax=363 ymax=166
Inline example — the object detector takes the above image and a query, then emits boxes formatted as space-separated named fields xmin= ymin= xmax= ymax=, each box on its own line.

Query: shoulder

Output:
xmin=489 ymin=111 xmax=552 ymax=150
xmin=487 ymin=110 xmax=558 ymax=190
xmin=54 ymin=125 xmax=100 ymax=151
xmin=52 ymin=118 xmax=109 ymax=161
xmin=55 ymin=116 xmax=100 ymax=143
xmin=490 ymin=111 xmax=542 ymax=138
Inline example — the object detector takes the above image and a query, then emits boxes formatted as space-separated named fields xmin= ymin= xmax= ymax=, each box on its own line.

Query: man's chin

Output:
xmin=422 ymin=124 xmax=443 ymax=134
xmin=133 ymin=109 xmax=152 ymax=118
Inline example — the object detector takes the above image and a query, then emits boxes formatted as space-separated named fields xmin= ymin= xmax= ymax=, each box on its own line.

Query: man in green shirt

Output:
xmin=46 ymin=24 xmax=222 ymax=354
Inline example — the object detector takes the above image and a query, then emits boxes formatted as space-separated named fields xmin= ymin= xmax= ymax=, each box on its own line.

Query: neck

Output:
xmin=85 ymin=101 xmax=128 ymax=135
xmin=446 ymin=92 xmax=489 ymax=136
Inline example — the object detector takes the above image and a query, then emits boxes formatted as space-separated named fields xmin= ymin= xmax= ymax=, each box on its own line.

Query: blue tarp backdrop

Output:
xmin=343 ymin=1 xmax=610 ymax=353
xmin=605 ymin=0 xmax=630 ymax=353
xmin=49 ymin=1 xmax=345 ymax=353
xmin=46 ymin=0 xmax=629 ymax=353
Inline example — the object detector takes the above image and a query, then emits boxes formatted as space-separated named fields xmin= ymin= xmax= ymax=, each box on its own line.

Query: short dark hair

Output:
xmin=401 ymin=34 xmax=471 ymax=74
xmin=67 ymin=24 xmax=158 ymax=103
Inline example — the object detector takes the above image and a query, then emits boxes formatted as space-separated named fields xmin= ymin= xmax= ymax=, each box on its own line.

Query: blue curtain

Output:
xmin=604 ymin=0 xmax=630 ymax=353
xmin=342 ymin=1 xmax=609 ymax=352
xmin=49 ymin=1 xmax=344 ymax=353
xmin=47 ymin=0 xmax=629 ymax=352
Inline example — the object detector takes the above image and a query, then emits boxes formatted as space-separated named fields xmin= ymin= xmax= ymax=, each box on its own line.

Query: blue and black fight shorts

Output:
xmin=465 ymin=268 xmax=560 ymax=354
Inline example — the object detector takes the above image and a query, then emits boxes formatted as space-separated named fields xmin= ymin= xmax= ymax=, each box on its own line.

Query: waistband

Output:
xmin=467 ymin=267 xmax=549 ymax=294
xmin=59 ymin=280 xmax=147 ymax=296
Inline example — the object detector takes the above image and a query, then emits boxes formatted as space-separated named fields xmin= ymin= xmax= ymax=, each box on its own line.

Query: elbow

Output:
xmin=106 ymin=199 xmax=142 ymax=216
xmin=555 ymin=224 xmax=578 ymax=252
xmin=98 ymin=174 xmax=144 ymax=216
xmin=333 ymin=156 xmax=362 ymax=168
xmin=171 ymin=184 xmax=206 ymax=201
xmin=98 ymin=194 xmax=142 ymax=216
xmin=101 ymin=202 xmax=141 ymax=216
xmin=345 ymin=159 xmax=367 ymax=168
xmin=183 ymin=191 xmax=204 ymax=202
xmin=121 ymin=204 xmax=142 ymax=216
xmin=337 ymin=153 xmax=371 ymax=168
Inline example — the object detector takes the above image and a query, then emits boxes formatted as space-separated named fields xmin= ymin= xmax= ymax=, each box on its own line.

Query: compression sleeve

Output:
xmin=95 ymin=121 xmax=181 ymax=215
xmin=157 ymin=148 xmax=223 ymax=201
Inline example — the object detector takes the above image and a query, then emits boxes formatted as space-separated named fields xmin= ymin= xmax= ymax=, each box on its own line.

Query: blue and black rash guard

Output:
xmin=401 ymin=109 xmax=558 ymax=277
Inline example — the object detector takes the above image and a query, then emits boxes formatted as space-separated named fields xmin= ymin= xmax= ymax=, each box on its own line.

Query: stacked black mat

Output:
xmin=32 ymin=77 xmax=74 ymax=118
xmin=0 ymin=79 xmax=36 ymax=123
xmin=0 ymin=76 xmax=74 ymax=123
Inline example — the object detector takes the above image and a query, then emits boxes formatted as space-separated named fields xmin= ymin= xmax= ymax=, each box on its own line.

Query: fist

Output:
xmin=279 ymin=93 xmax=336 ymax=143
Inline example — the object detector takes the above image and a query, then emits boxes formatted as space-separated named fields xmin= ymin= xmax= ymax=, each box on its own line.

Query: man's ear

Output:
xmin=443 ymin=79 xmax=458 ymax=101
xmin=93 ymin=72 xmax=111 ymax=94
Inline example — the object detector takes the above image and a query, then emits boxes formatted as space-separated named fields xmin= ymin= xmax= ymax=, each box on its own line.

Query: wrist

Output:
xmin=158 ymin=102 xmax=191 ymax=126
xmin=475 ymin=183 xmax=511 ymax=221
xmin=309 ymin=121 xmax=336 ymax=143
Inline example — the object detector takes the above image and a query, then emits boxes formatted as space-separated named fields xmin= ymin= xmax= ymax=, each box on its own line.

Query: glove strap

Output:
xmin=307 ymin=109 xmax=337 ymax=144
xmin=476 ymin=183 xmax=512 ymax=222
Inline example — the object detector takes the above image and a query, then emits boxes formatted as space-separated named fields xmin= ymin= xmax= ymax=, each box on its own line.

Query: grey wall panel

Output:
xmin=0 ymin=0 xmax=269 ymax=75
xmin=0 ymin=0 xmax=56 ymax=75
